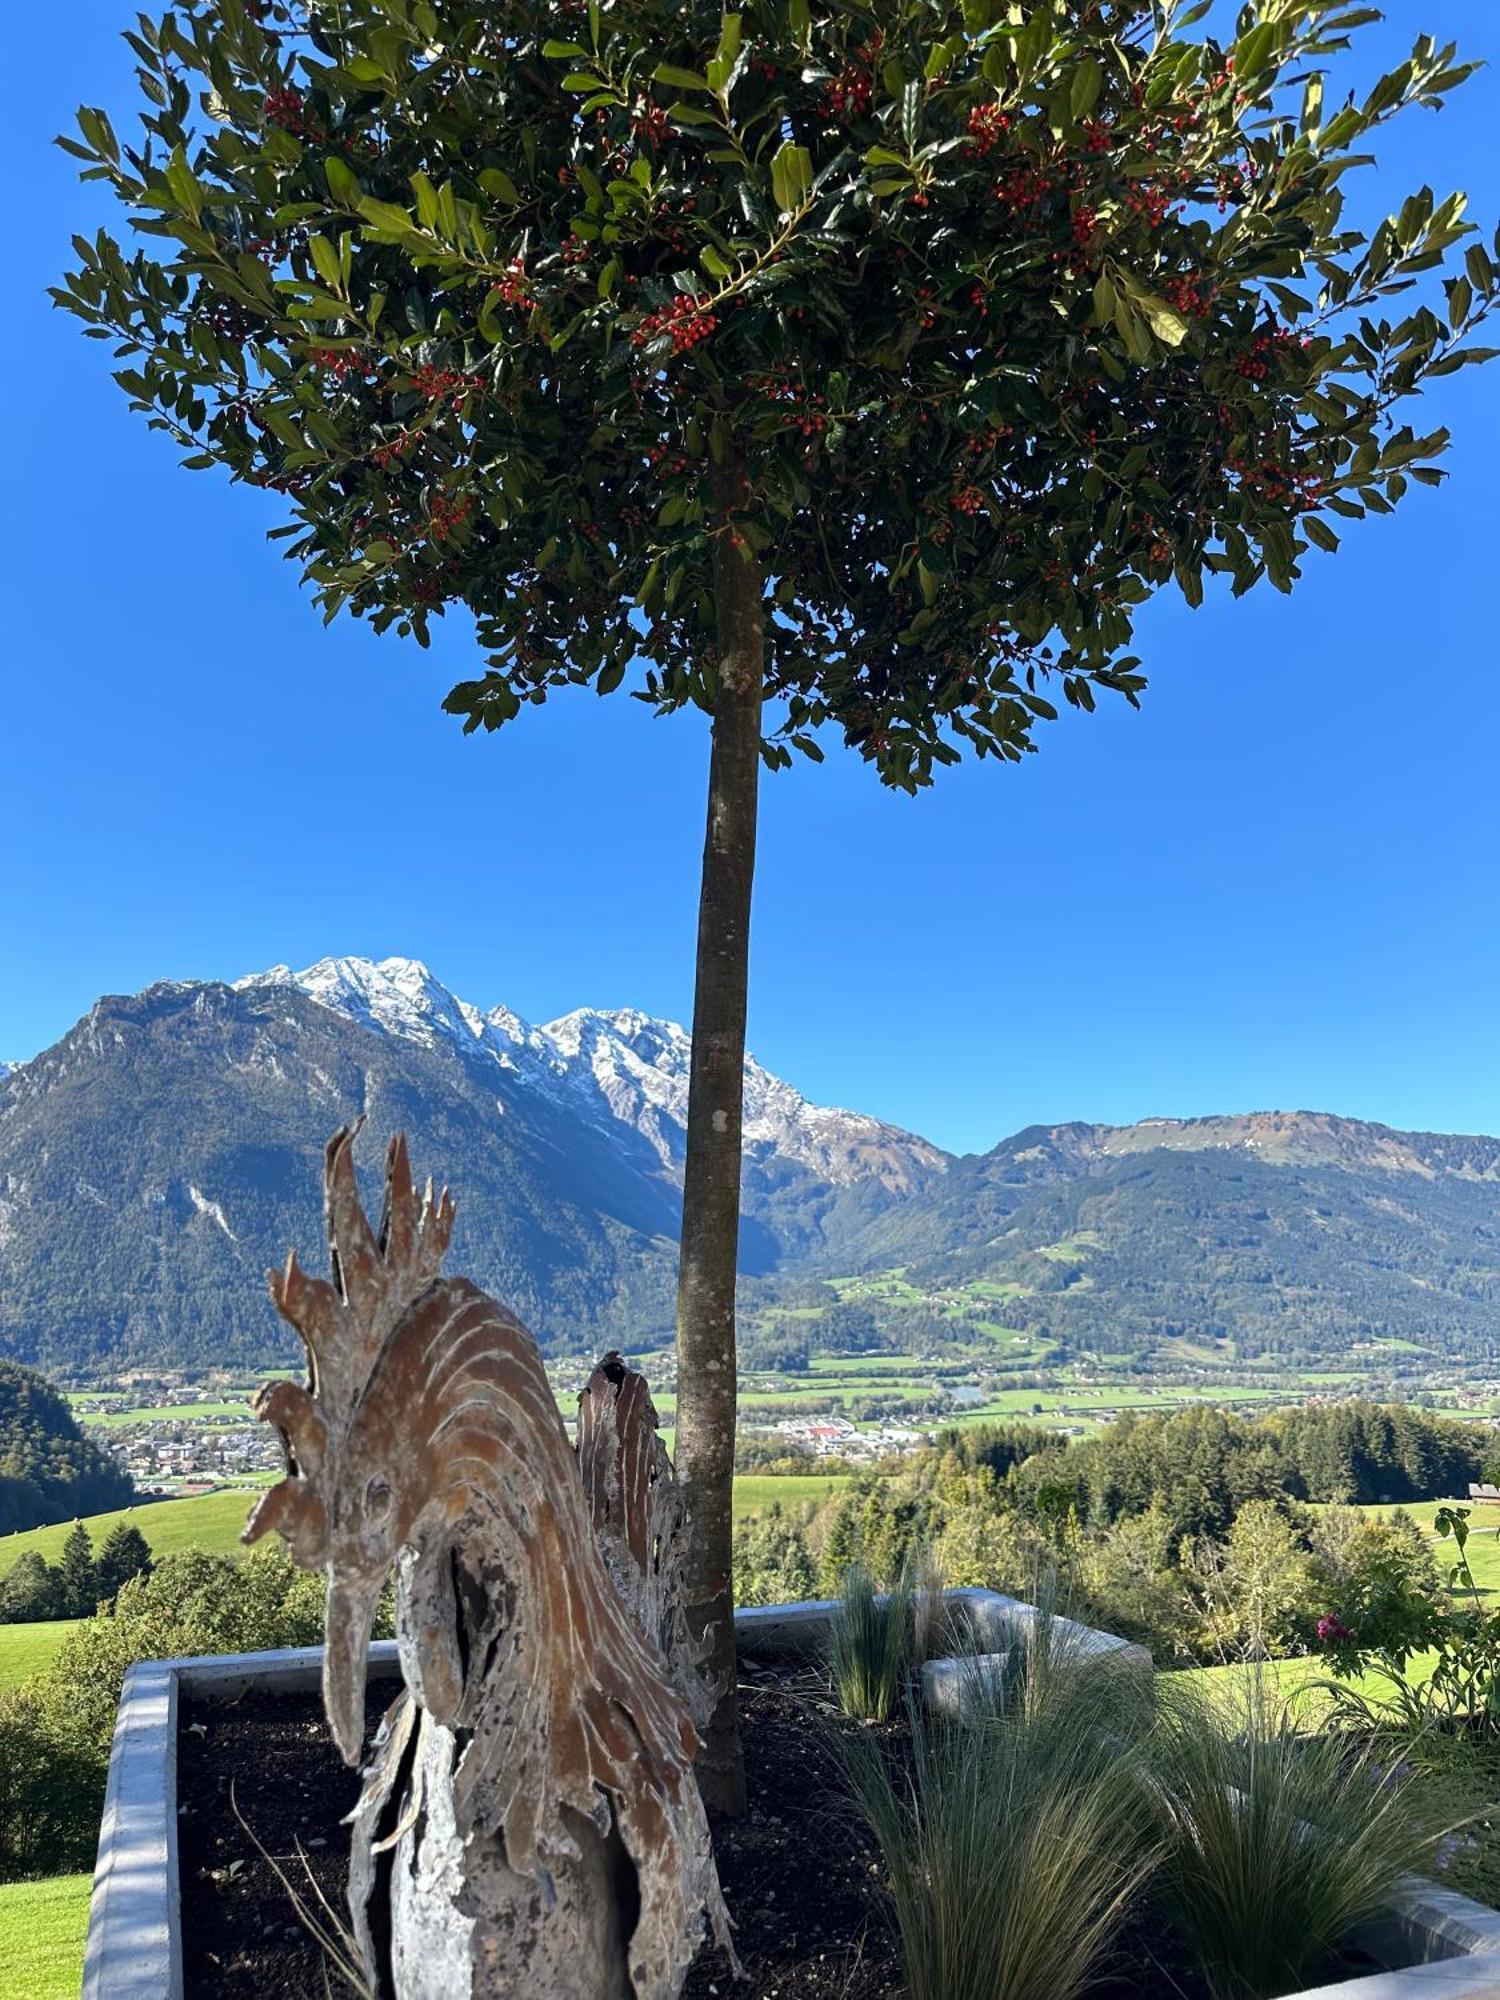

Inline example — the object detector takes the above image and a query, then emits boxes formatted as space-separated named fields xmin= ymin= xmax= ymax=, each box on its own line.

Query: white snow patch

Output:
xmin=187 ymin=1184 xmax=238 ymax=1242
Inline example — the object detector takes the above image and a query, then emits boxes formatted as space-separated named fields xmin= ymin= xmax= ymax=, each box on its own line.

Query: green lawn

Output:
xmin=0 ymin=1874 xmax=92 ymax=2000
xmin=1361 ymin=1498 xmax=1500 ymax=1600
xmin=0 ymin=1619 xmax=84 ymax=1692
xmin=1175 ymin=1652 xmax=1427 ymax=1719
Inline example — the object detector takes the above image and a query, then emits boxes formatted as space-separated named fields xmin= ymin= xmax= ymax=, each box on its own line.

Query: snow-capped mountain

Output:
xmin=237 ymin=955 xmax=946 ymax=1195
xmin=0 ymin=959 xmax=946 ymax=1370
xmin=4 ymin=960 xmax=1500 ymax=1374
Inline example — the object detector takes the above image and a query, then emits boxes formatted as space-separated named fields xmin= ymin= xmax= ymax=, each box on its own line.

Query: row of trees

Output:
xmin=734 ymin=1400 xmax=1489 ymax=1660
xmin=0 ymin=1520 xmax=153 ymax=1624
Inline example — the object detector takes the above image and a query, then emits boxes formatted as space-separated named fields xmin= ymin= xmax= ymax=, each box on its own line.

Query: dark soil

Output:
xmin=683 ymin=1660 xmax=903 ymax=1999
xmin=177 ymin=1661 xmax=902 ymax=2000
xmin=175 ymin=1660 xmax=1390 ymax=2000
xmin=177 ymin=1677 xmax=396 ymax=1998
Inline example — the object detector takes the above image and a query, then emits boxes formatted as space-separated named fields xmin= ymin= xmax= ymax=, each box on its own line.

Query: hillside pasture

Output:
xmin=0 ymin=1489 xmax=253 ymax=1573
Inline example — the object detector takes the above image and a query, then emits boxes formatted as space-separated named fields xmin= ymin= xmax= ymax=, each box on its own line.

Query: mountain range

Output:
xmin=0 ymin=957 xmax=1496 ymax=1371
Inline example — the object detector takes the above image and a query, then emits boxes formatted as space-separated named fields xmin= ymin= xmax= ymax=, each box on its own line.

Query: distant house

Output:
xmin=1467 ymin=1482 xmax=1500 ymax=1505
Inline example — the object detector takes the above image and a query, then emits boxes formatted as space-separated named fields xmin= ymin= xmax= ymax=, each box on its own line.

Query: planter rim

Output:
xmin=80 ymin=1596 xmax=1500 ymax=2000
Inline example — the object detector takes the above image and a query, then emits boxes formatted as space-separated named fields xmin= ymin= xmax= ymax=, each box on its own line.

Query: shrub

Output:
xmin=843 ymin=1623 xmax=1156 ymax=2000
xmin=1317 ymin=1506 xmax=1499 ymax=1739
xmin=734 ymin=1504 xmax=817 ymax=1609
xmin=0 ymin=1540 xmax=386 ymax=1882
xmin=0 ymin=1684 xmax=103 ymax=1879
xmin=1149 ymin=1672 xmax=1459 ymax=2000
xmin=0 ymin=1551 xmax=62 ymax=1623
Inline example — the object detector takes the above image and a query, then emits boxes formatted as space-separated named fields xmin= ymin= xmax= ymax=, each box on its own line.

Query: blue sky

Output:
xmin=4 ymin=4 xmax=1497 ymax=1156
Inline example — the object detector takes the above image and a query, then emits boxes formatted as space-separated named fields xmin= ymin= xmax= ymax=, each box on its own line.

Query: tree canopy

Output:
xmin=58 ymin=0 xmax=1497 ymax=790
xmin=0 ymin=1360 xmax=135 ymax=1537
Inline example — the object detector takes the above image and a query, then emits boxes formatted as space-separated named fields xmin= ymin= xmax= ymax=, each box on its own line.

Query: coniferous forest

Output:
xmin=0 ymin=1360 xmax=134 ymax=1536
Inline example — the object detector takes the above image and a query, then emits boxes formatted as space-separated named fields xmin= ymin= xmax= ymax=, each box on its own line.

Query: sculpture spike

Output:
xmin=325 ymin=1123 xmax=382 ymax=1318
xmin=378 ymin=1132 xmax=418 ymax=1267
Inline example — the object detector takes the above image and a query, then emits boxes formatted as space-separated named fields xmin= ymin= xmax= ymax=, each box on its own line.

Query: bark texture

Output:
xmin=674 ymin=447 xmax=766 ymax=1816
xmin=247 ymin=1127 xmax=732 ymax=1999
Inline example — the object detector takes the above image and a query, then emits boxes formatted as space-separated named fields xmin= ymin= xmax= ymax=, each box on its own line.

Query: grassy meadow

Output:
xmin=0 ymin=1874 xmax=92 ymax=2000
xmin=0 ymin=1489 xmax=256 ymax=1573
xmin=0 ymin=1618 xmax=84 ymax=1693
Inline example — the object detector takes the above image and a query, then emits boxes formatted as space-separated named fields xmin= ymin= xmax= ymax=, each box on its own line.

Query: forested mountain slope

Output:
xmin=0 ymin=1360 xmax=133 ymax=1533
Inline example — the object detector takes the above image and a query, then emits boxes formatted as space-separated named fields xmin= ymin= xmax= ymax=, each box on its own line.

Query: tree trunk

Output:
xmin=675 ymin=448 xmax=764 ymax=1817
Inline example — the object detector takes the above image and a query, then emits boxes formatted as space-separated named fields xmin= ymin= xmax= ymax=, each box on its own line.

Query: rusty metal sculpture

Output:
xmin=246 ymin=1126 xmax=732 ymax=2000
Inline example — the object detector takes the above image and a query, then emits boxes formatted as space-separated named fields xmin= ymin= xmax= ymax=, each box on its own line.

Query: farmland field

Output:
xmin=82 ymin=1398 xmax=252 ymax=1429
xmin=0 ymin=1874 xmax=91 ymax=2000
xmin=730 ymin=1474 xmax=849 ymax=1516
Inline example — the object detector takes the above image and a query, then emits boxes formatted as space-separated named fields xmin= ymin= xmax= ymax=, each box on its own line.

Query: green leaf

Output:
xmin=541 ymin=39 xmax=588 ymax=58
xmin=164 ymin=145 xmax=202 ymax=223
xmin=359 ymin=195 xmax=418 ymax=235
xmin=902 ymin=79 xmax=922 ymax=151
xmin=1137 ymin=293 xmax=1189 ymax=347
xmin=1070 ymin=57 xmax=1102 ymax=122
xmin=654 ymin=64 xmax=712 ymax=93
xmin=700 ymin=245 xmax=734 ymax=279
xmin=478 ymin=166 xmax=520 ymax=204
xmin=770 ymin=141 xmax=813 ymax=215
xmin=309 ymin=235 xmax=342 ymax=292
xmin=324 ymin=156 xmax=360 ymax=206
xmin=1235 ymin=22 xmax=1279 ymax=82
